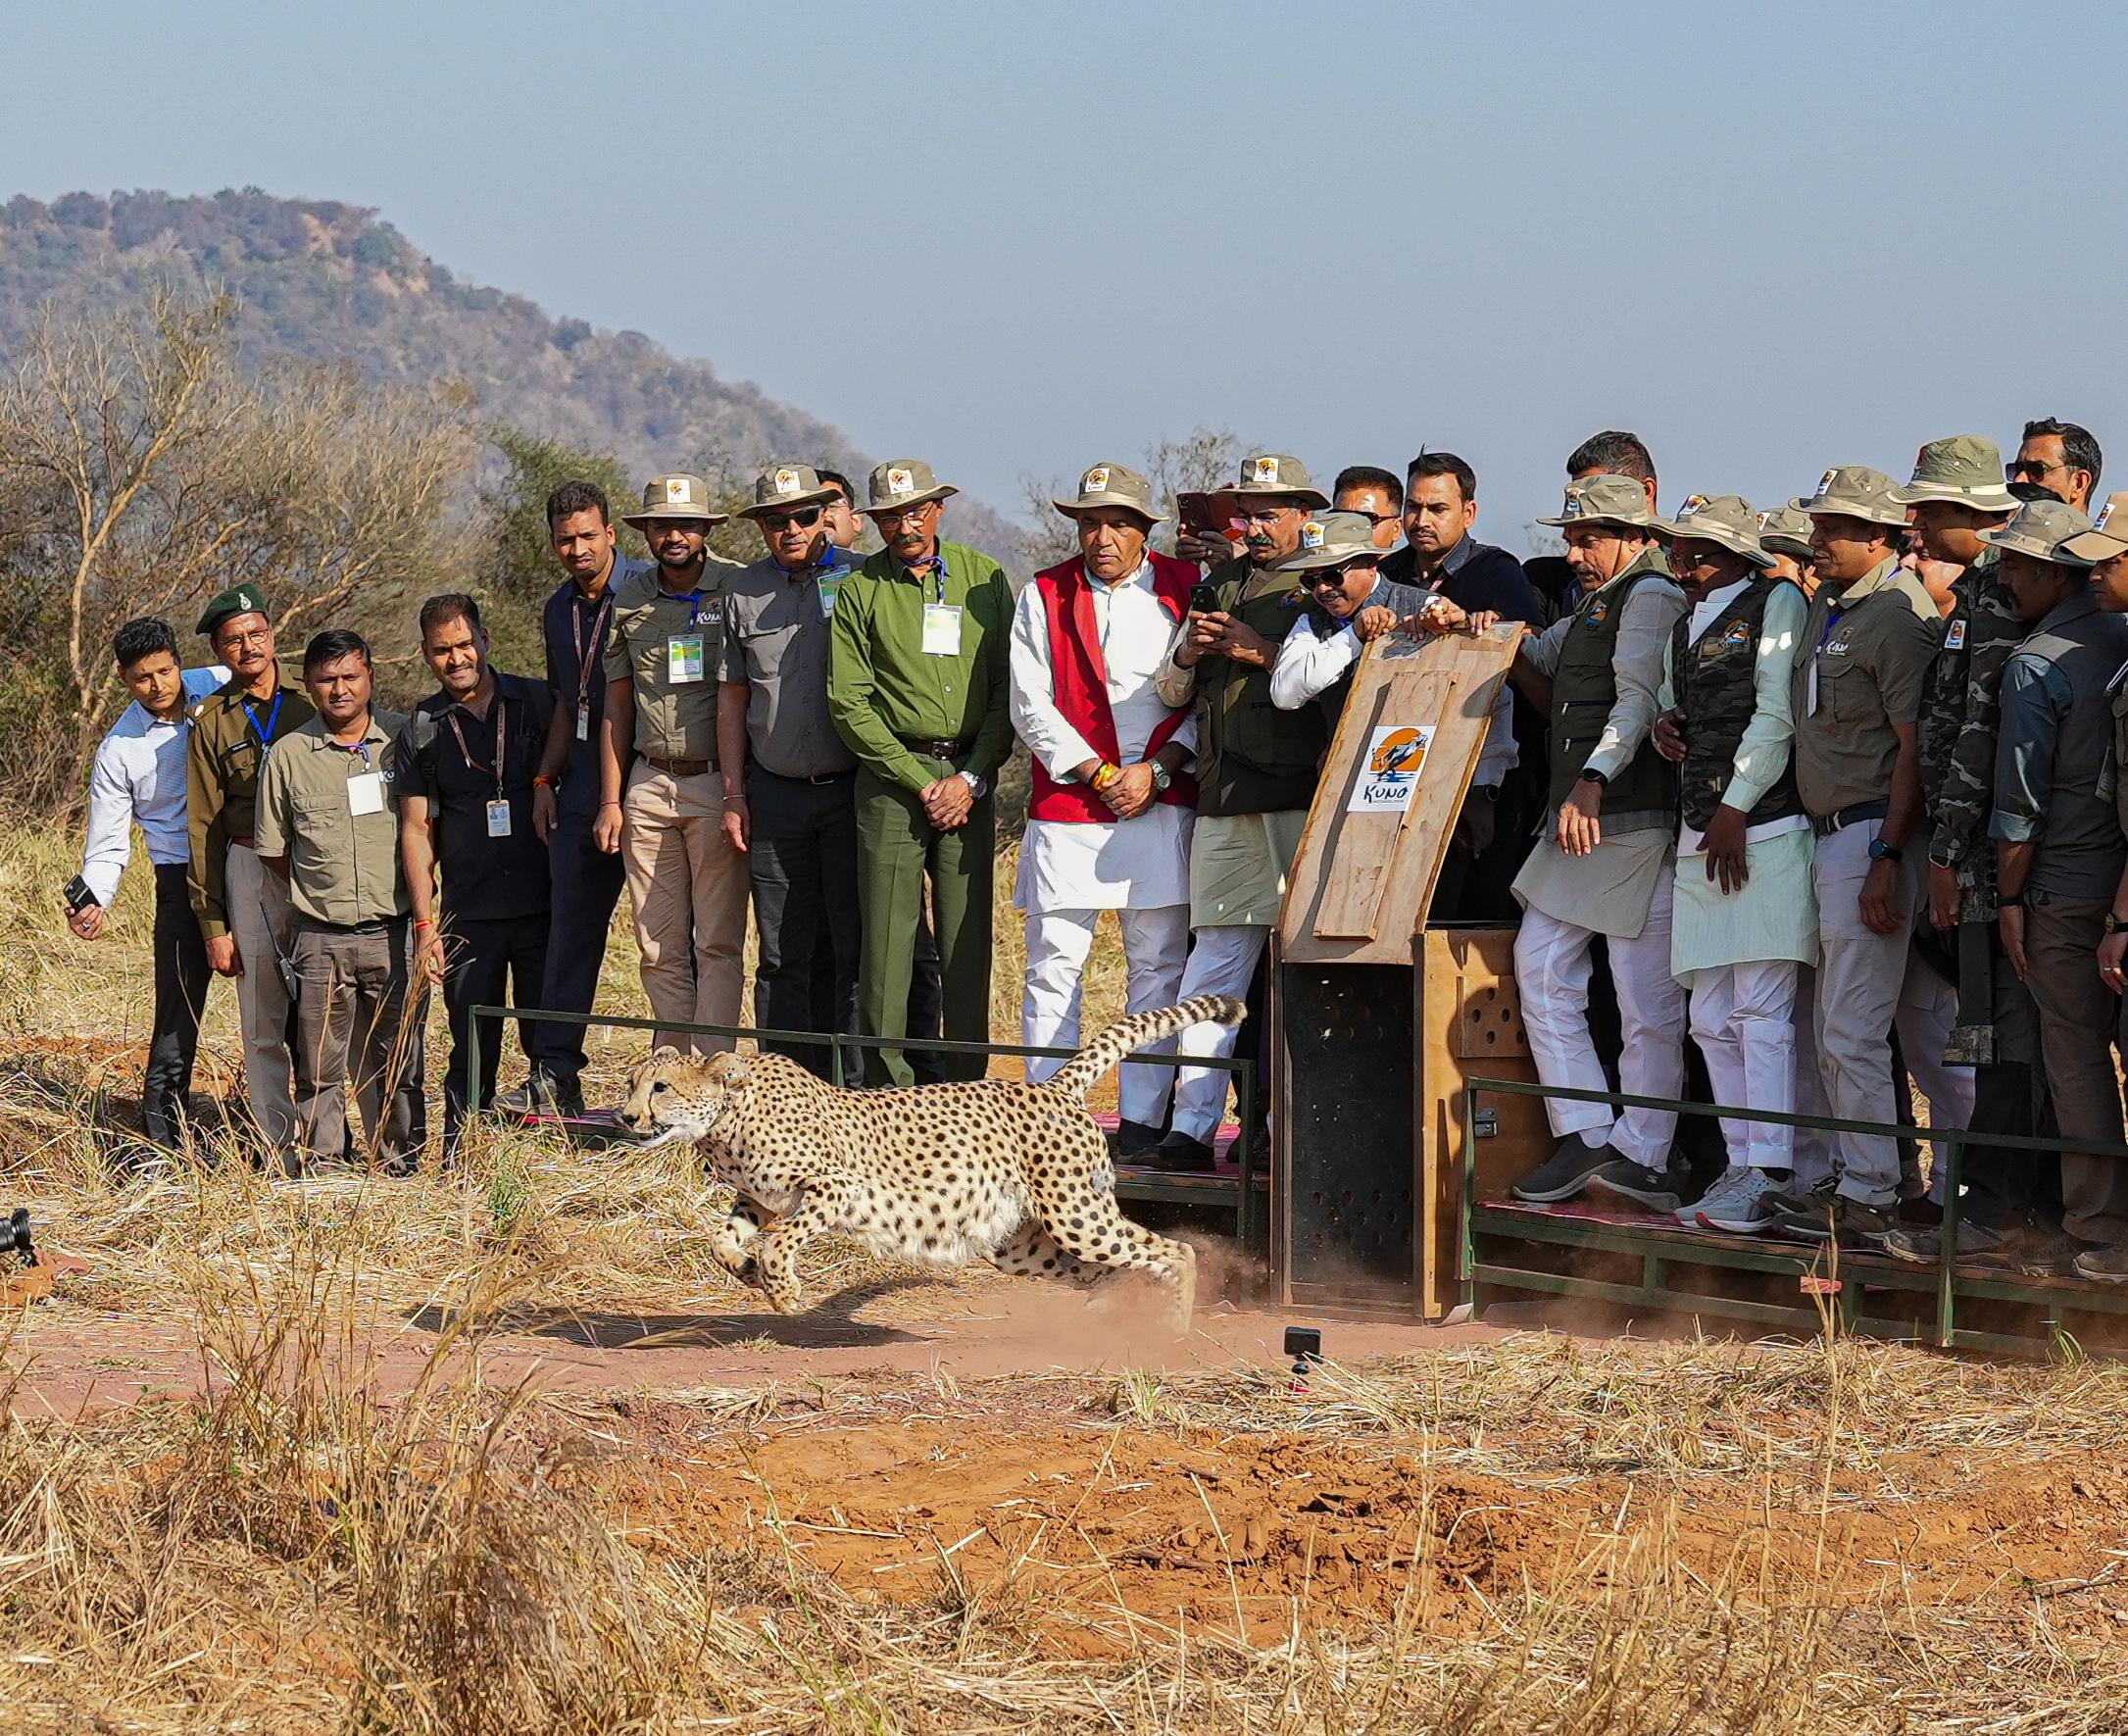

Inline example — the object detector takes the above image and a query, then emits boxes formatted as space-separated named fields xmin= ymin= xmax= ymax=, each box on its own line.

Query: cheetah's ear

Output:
xmin=706 ymin=1052 xmax=753 ymax=1085
xmin=650 ymin=1045 xmax=682 ymax=1066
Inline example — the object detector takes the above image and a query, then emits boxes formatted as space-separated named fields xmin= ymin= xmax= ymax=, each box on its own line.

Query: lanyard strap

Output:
xmin=242 ymin=690 xmax=284 ymax=750
xmin=328 ymin=738 xmax=373 ymax=771
xmin=444 ymin=697 xmax=507 ymax=797
xmin=571 ymin=594 xmax=614 ymax=711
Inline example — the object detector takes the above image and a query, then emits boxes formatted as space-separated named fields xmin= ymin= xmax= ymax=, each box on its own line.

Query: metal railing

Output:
xmin=465 ymin=1005 xmax=1262 ymax=1245
xmin=1460 ymin=1074 xmax=2128 ymax=1350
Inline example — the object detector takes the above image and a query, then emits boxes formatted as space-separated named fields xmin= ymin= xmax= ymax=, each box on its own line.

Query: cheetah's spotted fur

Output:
xmin=619 ymin=995 xmax=1245 ymax=1327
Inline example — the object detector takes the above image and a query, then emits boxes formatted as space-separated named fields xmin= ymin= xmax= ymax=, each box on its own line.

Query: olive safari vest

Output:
xmin=1668 ymin=577 xmax=1806 ymax=833
xmin=1547 ymin=553 xmax=1678 ymax=818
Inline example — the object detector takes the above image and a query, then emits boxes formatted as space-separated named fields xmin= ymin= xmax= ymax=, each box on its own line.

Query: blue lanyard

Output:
xmin=242 ymin=690 xmax=284 ymax=750
xmin=661 ymin=582 xmax=707 ymax=627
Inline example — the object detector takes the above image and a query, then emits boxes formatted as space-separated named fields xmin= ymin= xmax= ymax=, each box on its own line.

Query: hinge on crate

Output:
xmin=1473 ymin=1108 xmax=1498 ymax=1138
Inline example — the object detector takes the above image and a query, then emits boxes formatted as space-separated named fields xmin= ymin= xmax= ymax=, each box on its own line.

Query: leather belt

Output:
xmin=642 ymin=754 xmax=713 ymax=776
xmin=752 ymin=766 xmax=856 ymax=786
xmin=897 ymin=737 xmax=967 ymax=760
xmin=1810 ymin=801 xmax=1889 ymax=838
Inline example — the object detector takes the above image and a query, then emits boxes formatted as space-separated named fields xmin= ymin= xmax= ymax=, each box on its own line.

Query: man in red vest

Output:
xmin=1009 ymin=462 xmax=1198 ymax=1159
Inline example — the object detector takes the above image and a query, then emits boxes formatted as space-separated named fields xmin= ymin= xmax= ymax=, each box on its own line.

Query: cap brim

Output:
xmin=1657 ymin=521 xmax=1777 ymax=568
xmin=737 ymin=487 xmax=838 ymax=519
xmin=2060 ymin=528 xmax=2128 ymax=562
xmin=1053 ymin=494 xmax=1163 ymax=522
xmin=1976 ymin=528 xmax=2095 ymax=567
xmin=1537 ymin=513 xmax=1654 ymax=531
xmin=1224 ymin=485 xmax=1330 ymax=509
xmin=1277 ymin=546 xmax=1379 ymax=570
xmin=863 ymin=485 xmax=958 ymax=515
xmin=1791 ymin=496 xmax=1905 ymax=526
xmin=623 ymin=509 xmax=731 ymax=526
xmin=1889 ymin=481 xmax=2018 ymax=511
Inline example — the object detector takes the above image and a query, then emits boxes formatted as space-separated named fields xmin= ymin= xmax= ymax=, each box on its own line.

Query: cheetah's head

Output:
xmin=618 ymin=1048 xmax=756 ymax=1146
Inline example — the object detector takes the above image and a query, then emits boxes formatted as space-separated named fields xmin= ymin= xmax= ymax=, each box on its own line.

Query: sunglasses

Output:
xmin=1299 ymin=564 xmax=1364 ymax=589
xmin=2007 ymin=458 xmax=2069 ymax=480
xmin=762 ymin=505 xmax=824 ymax=531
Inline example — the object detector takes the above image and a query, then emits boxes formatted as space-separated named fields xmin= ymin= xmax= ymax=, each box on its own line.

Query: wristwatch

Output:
xmin=2105 ymin=911 xmax=2128 ymax=935
xmin=1149 ymin=761 xmax=1172 ymax=793
xmin=959 ymin=769 xmax=987 ymax=799
xmin=1867 ymin=838 xmax=1904 ymax=865
xmin=1580 ymin=769 xmax=1608 ymax=790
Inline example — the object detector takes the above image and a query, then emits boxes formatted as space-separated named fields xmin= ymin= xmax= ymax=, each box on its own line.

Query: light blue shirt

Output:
xmin=78 ymin=667 xmax=226 ymax=905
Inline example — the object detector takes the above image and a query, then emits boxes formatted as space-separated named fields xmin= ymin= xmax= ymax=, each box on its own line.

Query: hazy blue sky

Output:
xmin=10 ymin=0 xmax=2127 ymax=544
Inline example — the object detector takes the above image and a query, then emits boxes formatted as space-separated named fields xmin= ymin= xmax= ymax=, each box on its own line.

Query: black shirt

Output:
xmin=1381 ymin=534 xmax=1549 ymax=623
xmin=394 ymin=671 xmax=557 ymax=922
xmin=541 ymin=558 xmax=648 ymax=809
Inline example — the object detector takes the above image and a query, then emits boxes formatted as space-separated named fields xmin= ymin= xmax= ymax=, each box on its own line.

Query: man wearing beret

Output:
xmin=1502 ymin=475 xmax=1690 ymax=1212
xmin=828 ymin=460 xmax=1014 ymax=1087
xmin=595 ymin=473 xmax=749 ymax=1057
xmin=1011 ymin=463 xmax=1199 ymax=1156
xmin=185 ymin=583 xmax=317 ymax=1159
xmin=1152 ymin=453 xmax=1330 ymax=1171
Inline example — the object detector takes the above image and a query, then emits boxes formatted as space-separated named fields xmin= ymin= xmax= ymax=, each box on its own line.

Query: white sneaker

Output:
xmin=1685 ymin=1166 xmax=1785 ymax=1235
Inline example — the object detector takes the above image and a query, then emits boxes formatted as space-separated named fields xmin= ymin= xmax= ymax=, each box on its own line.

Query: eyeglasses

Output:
xmin=762 ymin=505 xmax=824 ymax=532
xmin=2008 ymin=458 xmax=2070 ymax=480
xmin=1342 ymin=508 xmax=1399 ymax=525
xmin=873 ymin=504 xmax=936 ymax=526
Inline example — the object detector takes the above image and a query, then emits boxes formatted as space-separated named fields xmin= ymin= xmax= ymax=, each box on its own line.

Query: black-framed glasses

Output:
xmin=1343 ymin=508 xmax=1399 ymax=525
xmin=762 ymin=505 xmax=824 ymax=531
xmin=1298 ymin=564 xmax=1363 ymax=589
xmin=2008 ymin=458 xmax=2069 ymax=480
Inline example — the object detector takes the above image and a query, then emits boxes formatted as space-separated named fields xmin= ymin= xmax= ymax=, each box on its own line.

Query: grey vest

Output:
xmin=2021 ymin=604 xmax=2128 ymax=898
xmin=1548 ymin=552 xmax=1678 ymax=818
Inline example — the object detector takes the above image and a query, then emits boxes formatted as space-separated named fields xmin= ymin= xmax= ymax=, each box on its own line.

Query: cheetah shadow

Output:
xmin=406 ymin=1276 xmax=930 ymax=1352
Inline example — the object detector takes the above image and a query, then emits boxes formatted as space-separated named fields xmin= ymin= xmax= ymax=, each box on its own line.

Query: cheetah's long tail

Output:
xmin=1039 ymin=995 xmax=1247 ymax=1103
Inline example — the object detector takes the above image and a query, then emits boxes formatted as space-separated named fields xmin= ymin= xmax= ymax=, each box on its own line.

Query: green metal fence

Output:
xmin=465 ymin=1005 xmax=1262 ymax=1247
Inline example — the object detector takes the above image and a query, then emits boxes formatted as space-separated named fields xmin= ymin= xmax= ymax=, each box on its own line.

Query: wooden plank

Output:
xmin=1279 ymin=623 xmax=1521 ymax=965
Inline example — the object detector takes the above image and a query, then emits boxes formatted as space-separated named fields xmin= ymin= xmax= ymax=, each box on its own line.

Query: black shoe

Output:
xmin=1509 ymin=1136 xmax=1616 ymax=1204
xmin=1107 ymin=1118 xmax=1164 ymax=1163
xmin=1145 ymin=1131 xmax=1217 ymax=1173
xmin=494 ymin=1073 xmax=585 ymax=1118
xmin=1771 ymin=1194 xmax=1896 ymax=1249
xmin=1898 ymin=1196 xmax=1944 ymax=1227
xmin=1582 ymin=1158 xmax=1681 ymax=1213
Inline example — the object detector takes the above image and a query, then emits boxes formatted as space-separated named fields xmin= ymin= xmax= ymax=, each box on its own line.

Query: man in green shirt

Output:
xmin=826 ymin=460 xmax=1013 ymax=1085
xmin=256 ymin=629 xmax=423 ymax=1175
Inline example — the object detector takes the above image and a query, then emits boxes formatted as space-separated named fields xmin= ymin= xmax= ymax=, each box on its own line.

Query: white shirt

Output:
xmin=1009 ymin=561 xmax=1195 ymax=911
xmin=79 ymin=667 xmax=227 ymax=905
xmin=1269 ymin=614 xmax=1520 ymax=787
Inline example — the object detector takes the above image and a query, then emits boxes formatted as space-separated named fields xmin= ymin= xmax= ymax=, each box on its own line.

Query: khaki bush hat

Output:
xmin=1756 ymin=506 xmax=1816 ymax=561
xmin=1054 ymin=461 xmax=1163 ymax=522
xmin=1791 ymin=466 xmax=1906 ymax=527
xmin=1890 ymin=435 xmax=2018 ymax=512
xmin=1976 ymin=498 xmax=2096 ymax=566
xmin=1277 ymin=511 xmax=1385 ymax=571
xmin=1537 ymin=472 xmax=1659 ymax=531
xmin=1655 ymin=494 xmax=1776 ymax=569
xmin=623 ymin=472 xmax=729 ymax=527
xmin=195 ymin=582 xmax=272 ymax=637
xmin=2061 ymin=491 xmax=2128 ymax=563
xmin=737 ymin=463 xmax=838 ymax=520
xmin=864 ymin=459 xmax=958 ymax=515
xmin=1222 ymin=453 xmax=1329 ymax=509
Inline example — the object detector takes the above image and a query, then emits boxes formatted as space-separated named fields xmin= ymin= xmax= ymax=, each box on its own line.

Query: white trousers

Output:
xmin=1168 ymin=923 xmax=1269 ymax=1142
xmin=1512 ymin=872 xmax=1686 ymax=1168
xmin=1021 ymin=904 xmax=1191 ymax=1126
xmin=1897 ymin=948 xmax=1973 ymax=1203
xmin=1688 ymin=960 xmax=1798 ymax=1170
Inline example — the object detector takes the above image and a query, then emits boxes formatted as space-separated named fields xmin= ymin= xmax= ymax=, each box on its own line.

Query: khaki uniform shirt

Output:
xmin=255 ymin=711 xmax=411 ymax=926
xmin=184 ymin=670 xmax=319 ymax=939
xmin=718 ymin=552 xmax=858 ymax=779
xmin=1790 ymin=555 xmax=1939 ymax=817
xmin=602 ymin=558 xmax=742 ymax=764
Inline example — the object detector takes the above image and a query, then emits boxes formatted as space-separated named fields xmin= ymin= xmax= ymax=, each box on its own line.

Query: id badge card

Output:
xmin=575 ymin=704 xmax=590 ymax=742
xmin=921 ymin=604 xmax=964 ymax=657
xmin=668 ymin=633 xmax=706 ymax=684
xmin=348 ymin=770 xmax=385 ymax=816
xmin=1806 ymin=659 xmax=1819 ymax=716
xmin=817 ymin=576 xmax=841 ymax=620
xmin=486 ymin=799 xmax=513 ymax=838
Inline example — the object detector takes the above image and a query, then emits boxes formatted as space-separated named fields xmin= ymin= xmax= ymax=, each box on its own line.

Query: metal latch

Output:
xmin=1473 ymin=1108 xmax=1498 ymax=1139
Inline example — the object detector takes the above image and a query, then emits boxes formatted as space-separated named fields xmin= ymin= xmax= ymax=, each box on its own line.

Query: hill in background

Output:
xmin=0 ymin=187 xmax=1020 ymax=552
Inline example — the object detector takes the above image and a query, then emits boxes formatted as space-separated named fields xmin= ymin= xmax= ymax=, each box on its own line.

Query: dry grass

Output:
xmin=4 ymin=819 xmax=2128 ymax=1730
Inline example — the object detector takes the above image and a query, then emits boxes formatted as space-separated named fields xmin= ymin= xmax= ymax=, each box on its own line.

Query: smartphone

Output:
xmin=63 ymin=874 xmax=97 ymax=916
xmin=1188 ymin=581 xmax=1219 ymax=616
xmin=1175 ymin=491 xmax=1233 ymax=540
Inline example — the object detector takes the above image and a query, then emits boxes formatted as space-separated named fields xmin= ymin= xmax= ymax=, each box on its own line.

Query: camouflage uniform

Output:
xmin=1920 ymin=549 xmax=2019 ymax=919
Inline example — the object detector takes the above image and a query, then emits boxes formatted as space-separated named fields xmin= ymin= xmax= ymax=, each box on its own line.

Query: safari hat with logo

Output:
xmin=863 ymin=459 xmax=958 ymax=516
xmin=1790 ymin=465 xmax=1907 ymax=527
xmin=1976 ymin=498 xmax=2096 ymax=567
xmin=1755 ymin=505 xmax=1816 ymax=562
xmin=1220 ymin=452 xmax=1330 ymax=509
xmin=2061 ymin=491 xmax=2128 ymax=564
xmin=195 ymin=582 xmax=272 ymax=638
xmin=1276 ymin=511 xmax=1386 ymax=571
xmin=1053 ymin=460 xmax=1163 ymax=523
xmin=1537 ymin=472 xmax=1659 ymax=531
xmin=1655 ymin=493 xmax=1776 ymax=569
xmin=736 ymin=463 xmax=838 ymax=521
xmin=622 ymin=472 xmax=728 ymax=527
xmin=1890 ymin=435 xmax=2018 ymax=513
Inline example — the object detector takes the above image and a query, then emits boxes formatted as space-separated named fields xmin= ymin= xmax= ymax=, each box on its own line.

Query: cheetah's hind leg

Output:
xmin=989 ymin=1222 xmax=1099 ymax=1287
xmin=1036 ymin=1188 xmax=1197 ymax=1329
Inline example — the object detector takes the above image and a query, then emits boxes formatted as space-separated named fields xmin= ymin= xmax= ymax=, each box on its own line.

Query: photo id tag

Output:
xmin=486 ymin=799 xmax=513 ymax=838
xmin=348 ymin=770 xmax=386 ymax=816
xmin=668 ymin=633 xmax=706 ymax=684
xmin=817 ymin=575 xmax=840 ymax=620
xmin=1806 ymin=660 xmax=1819 ymax=716
xmin=575 ymin=704 xmax=590 ymax=742
xmin=921 ymin=604 xmax=964 ymax=657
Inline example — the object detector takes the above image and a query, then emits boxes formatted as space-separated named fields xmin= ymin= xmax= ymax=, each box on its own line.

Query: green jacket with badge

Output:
xmin=1190 ymin=554 xmax=1327 ymax=818
xmin=185 ymin=670 xmax=319 ymax=940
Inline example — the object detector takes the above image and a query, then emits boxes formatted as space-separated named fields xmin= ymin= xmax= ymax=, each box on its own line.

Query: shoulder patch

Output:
xmin=1945 ymin=620 xmax=1967 ymax=651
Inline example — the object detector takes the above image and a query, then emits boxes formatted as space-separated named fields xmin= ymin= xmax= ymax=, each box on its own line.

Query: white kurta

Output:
xmin=1009 ymin=561 xmax=1195 ymax=912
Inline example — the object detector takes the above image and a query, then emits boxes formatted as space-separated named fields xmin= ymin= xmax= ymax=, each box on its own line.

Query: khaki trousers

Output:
xmin=224 ymin=841 xmax=297 ymax=1149
xmin=291 ymin=916 xmax=425 ymax=1167
xmin=2024 ymin=892 xmax=2128 ymax=1245
xmin=621 ymin=765 xmax=750 ymax=1055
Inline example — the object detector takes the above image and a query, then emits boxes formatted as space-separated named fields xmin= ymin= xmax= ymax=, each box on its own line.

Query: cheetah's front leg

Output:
xmin=707 ymin=1196 xmax=771 ymax=1285
xmin=749 ymin=1184 xmax=857 ymax=1314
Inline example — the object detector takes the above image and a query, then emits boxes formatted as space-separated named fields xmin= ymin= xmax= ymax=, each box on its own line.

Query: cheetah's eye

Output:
xmin=652 ymin=1081 xmax=669 ymax=1096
